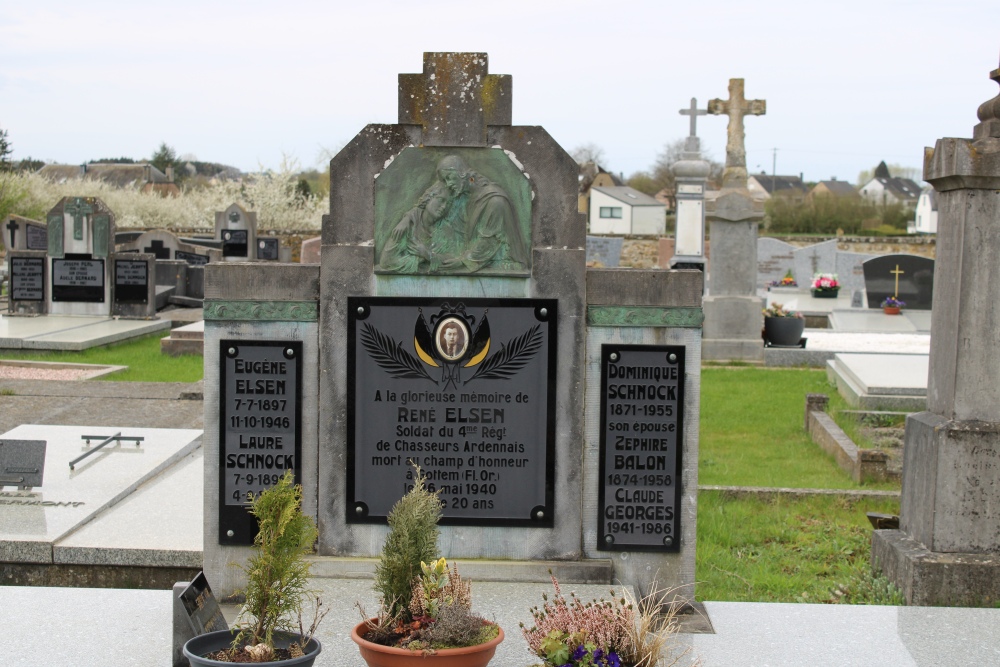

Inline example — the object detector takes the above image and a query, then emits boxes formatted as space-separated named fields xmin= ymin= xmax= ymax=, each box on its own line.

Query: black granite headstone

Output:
xmin=179 ymin=571 xmax=228 ymax=636
xmin=257 ymin=237 xmax=279 ymax=261
xmin=114 ymin=259 xmax=148 ymax=304
xmin=175 ymin=251 xmax=210 ymax=266
xmin=219 ymin=341 xmax=302 ymax=545
xmin=51 ymin=257 xmax=105 ymax=302
xmin=221 ymin=230 xmax=248 ymax=258
xmin=348 ymin=297 xmax=557 ymax=526
xmin=598 ymin=345 xmax=684 ymax=552
xmin=9 ymin=257 xmax=44 ymax=301
xmin=863 ymin=254 xmax=935 ymax=310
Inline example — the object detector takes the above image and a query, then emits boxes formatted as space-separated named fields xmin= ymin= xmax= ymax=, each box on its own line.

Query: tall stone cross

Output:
xmin=680 ymin=98 xmax=708 ymax=138
xmin=398 ymin=52 xmax=512 ymax=146
xmin=708 ymin=79 xmax=766 ymax=189
xmin=64 ymin=197 xmax=93 ymax=242
xmin=5 ymin=218 xmax=17 ymax=249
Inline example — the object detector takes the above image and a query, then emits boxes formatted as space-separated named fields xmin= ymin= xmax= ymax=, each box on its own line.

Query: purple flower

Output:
xmin=594 ymin=648 xmax=604 ymax=661
xmin=607 ymin=652 xmax=621 ymax=667
xmin=572 ymin=645 xmax=588 ymax=661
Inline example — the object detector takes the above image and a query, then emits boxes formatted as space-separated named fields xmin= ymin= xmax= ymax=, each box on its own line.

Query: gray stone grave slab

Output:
xmin=793 ymin=239 xmax=837 ymax=288
xmin=0 ymin=424 xmax=200 ymax=563
xmin=863 ymin=254 xmax=935 ymax=310
xmin=757 ymin=237 xmax=796 ymax=289
xmin=835 ymin=250 xmax=872 ymax=297
xmin=828 ymin=309 xmax=925 ymax=333
xmin=826 ymin=352 xmax=928 ymax=411
xmin=586 ymin=235 xmax=623 ymax=267
xmin=299 ymin=236 xmax=321 ymax=263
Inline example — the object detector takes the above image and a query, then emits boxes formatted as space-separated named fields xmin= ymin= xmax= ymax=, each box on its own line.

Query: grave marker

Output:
xmin=671 ymin=98 xmax=710 ymax=270
xmin=179 ymin=572 xmax=228 ymax=636
xmin=215 ymin=204 xmax=256 ymax=262
xmin=257 ymin=237 xmax=280 ymax=261
xmin=0 ymin=440 xmax=46 ymax=490
xmin=863 ymin=254 xmax=934 ymax=310
xmin=9 ymin=257 xmax=44 ymax=302
xmin=44 ymin=196 xmax=116 ymax=316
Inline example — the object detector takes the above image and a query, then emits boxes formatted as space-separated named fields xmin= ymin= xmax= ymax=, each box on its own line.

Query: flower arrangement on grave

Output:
xmin=762 ymin=303 xmax=803 ymax=319
xmin=520 ymin=575 xmax=684 ymax=667
xmin=768 ymin=270 xmax=797 ymax=288
xmin=352 ymin=465 xmax=502 ymax=665
xmin=881 ymin=296 xmax=906 ymax=309
xmin=186 ymin=469 xmax=327 ymax=665
xmin=811 ymin=273 xmax=840 ymax=291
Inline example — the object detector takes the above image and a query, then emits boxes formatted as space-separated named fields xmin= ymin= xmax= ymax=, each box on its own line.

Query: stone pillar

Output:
xmin=701 ymin=79 xmax=765 ymax=362
xmin=873 ymin=57 xmax=1000 ymax=606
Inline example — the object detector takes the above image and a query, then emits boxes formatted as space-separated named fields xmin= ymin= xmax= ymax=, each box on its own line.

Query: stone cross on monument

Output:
xmin=708 ymin=79 xmax=766 ymax=189
xmin=64 ymin=197 xmax=93 ymax=241
xmin=398 ymin=52 xmax=512 ymax=147
xmin=5 ymin=219 xmax=17 ymax=249
xmin=680 ymin=98 xmax=708 ymax=139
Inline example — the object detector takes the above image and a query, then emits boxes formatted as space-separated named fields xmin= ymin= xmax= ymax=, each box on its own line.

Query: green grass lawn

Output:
xmin=0 ymin=332 xmax=203 ymax=382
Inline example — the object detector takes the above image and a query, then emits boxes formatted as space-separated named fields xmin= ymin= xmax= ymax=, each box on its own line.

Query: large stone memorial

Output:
xmin=873 ymin=56 xmax=1000 ymax=605
xmin=46 ymin=196 xmax=116 ymax=316
xmin=215 ymin=204 xmax=257 ymax=262
xmin=202 ymin=52 xmax=703 ymax=601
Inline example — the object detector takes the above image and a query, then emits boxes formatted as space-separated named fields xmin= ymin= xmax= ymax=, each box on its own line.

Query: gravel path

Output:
xmin=0 ymin=366 xmax=93 ymax=381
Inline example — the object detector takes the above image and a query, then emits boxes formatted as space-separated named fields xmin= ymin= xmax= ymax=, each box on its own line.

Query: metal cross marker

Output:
xmin=680 ymin=98 xmax=708 ymax=138
xmin=5 ymin=219 xmax=18 ymax=249
xmin=69 ymin=432 xmax=144 ymax=470
xmin=708 ymin=79 xmax=766 ymax=189
xmin=891 ymin=264 xmax=905 ymax=297
xmin=64 ymin=197 xmax=93 ymax=242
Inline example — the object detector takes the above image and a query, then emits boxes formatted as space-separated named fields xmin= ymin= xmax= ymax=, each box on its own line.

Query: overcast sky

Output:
xmin=2 ymin=1 xmax=998 ymax=185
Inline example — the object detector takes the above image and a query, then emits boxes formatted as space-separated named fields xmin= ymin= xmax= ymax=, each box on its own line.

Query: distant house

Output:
xmin=808 ymin=179 xmax=860 ymax=200
xmin=589 ymin=186 xmax=665 ymax=235
xmin=747 ymin=173 xmax=809 ymax=204
xmin=913 ymin=186 xmax=938 ymax=234
xmin=36 ymin=163 xmax=181 ymax=196
xmin=578 ymin=162 xmax=623 ymax=214
xmin=859 ymin=161 xmax=921 ymax=207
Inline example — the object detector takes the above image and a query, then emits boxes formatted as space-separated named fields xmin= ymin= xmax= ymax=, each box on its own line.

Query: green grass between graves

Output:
xmin=0 ymin=332 xmax=203 ymax=382
xmin=696 ymin=366 xmax=902 ymax=604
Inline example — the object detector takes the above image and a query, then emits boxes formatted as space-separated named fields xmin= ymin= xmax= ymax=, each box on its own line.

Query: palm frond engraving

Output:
xmin=360 ymin=323 xmax=437 ymax=383
xmin=466 ymin=325 xmax=544 ymax=383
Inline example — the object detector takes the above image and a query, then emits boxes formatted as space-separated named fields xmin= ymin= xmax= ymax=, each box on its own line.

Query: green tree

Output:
xmin=625 ymin=170 xmax=659 ymax=196
xmin=149 ymin=142 xmax=183 ymax=180
xmin=0 ymin=126 xmax=12 ymax=171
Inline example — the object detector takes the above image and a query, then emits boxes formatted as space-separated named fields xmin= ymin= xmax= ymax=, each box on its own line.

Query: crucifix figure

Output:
xmin=680 ymin=98 xmax=708 ymax=139
xmin=5 ymin=219 xmax=18 ymax=250
xmin=64 ymin=197 xmax=93 ymax=242
xmin=708 ymin=79 xmax=766 ymax=189
xmin=891 ymin=264 xmax=904 ymax=297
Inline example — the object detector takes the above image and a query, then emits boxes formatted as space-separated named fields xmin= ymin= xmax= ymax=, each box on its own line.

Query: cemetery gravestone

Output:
xmin=112 ymin=254 xmax=157 ymax=319
xmin=793 ymin=239 xmax=838 ymax=289
xmin=4 ymin=215 xmax=47 ymax=252
xmin=201 ymin=52 xmax=703 ymax=603
xmin=256 ymin=237 xmax=280 ymax=261
xmin=586 ymin=236 xmax=623 ymax=267
xmin=703 ymin=78 xmax=766 ymax=361
xmin=863 ymin=254 xmax=935 ymax=310
xmin=45 ymin=196 xmax=116 ymax=316
xmin=757 ymin=237 xmax=796 ymax=289
xmin=0 ymin=440 xmax=46 ymax=490
xmin=215 ymin=204 xmax=257 ymax=262
xmin=671 ymin=98 xmax=710 ymax=271
xmin=836 ymin=250 xmax=873 ymax=304
xmin=299 ymin=237 xmax=321 ymax=264
xmin=873 ymin=56 xmax=1000 ymax=605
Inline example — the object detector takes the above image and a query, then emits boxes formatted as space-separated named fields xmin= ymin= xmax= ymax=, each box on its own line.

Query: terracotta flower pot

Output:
xmin=352 ymin=618 xmax=504 ymax=667
xmin=883 ymin=306 xmax=901 ymax=315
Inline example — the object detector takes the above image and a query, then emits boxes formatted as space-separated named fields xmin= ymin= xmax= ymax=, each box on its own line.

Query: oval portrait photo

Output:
xmin=435 ymin=317 xmax=469 ymax=361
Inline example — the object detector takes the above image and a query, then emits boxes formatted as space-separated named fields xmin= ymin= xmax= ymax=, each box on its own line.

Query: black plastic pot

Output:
xmin=764 ymin=316 xmax=805 ymax=347
xmin=183 ymin=630 xmax=321 ymax=667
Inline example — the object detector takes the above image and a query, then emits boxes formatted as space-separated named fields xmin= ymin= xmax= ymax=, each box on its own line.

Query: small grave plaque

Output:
xmin=0 ymin=440 xmax=47 ymax=489
xmin=175 ymin=251 xmax=210 ymax=266
xmin=51 ymin=257 xmax=105 ymax=302
xmin=25 ymin=224 xmax=47 ymax=251
xmin=257 ymin=237 xmax=279 ymax=261
xmin=180 ymin=571 xmax=228 ymax=636
xmin=10 ymin=257 xmax=44 ymax=301
xmin=598 ymin=345 xmax=684 ymax=552
xmin=114 ymin=259 xmax=148 ymax=304
xmin=221 ymin=230 xmax=248 ymax=258
xmin=219 ymin=341 xmax=302 ymax=545
xmin=348 ymin=297 xmax=557 ymax=526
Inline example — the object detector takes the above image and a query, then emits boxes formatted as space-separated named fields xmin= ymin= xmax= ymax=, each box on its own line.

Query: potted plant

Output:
xmin=762 ymin=303 xmax=805 ymax=347
xmin=881 ymin=296 xmax=906 ymax=315
xmin=811 ymin=273 xmax=840 ymax=298
xmin=768 ymin=269 xmax=797 ymax=288
xmin=521 ymin=575 xmax=685 ymax=667
xmin=352 ymin=466 xmax=504 ymax=667
xmin=183 ymin=470 xmax=326 ymax=665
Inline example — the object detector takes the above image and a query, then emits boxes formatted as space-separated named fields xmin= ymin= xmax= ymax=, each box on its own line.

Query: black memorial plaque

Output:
xmin=598 ymin=345 xmax=684 ymax=552
xmin=175 ymin=251 xmax=210 ymax=265
xmin=9 ymin=257 xmax=44 ymax=301
xmin=219 ymin=341 xmax=302 ymax=545
xmin=221 ymin=229 xmax=248 ymax=258
xmin=863 ymin=254 xmax=935 ymax=311
xmin=348 ymin=297 xmax=557 ymax=526
xmin=25 ymin=224 xmax=47 ymax=251
xmin=257 ymin=237 xmax=279 ymax=261
xmin=180 ymin=571 xmax=229 ymax=636
xmin=52 ymin=257 xmax=105 ymax=302
xmin=114 ymin=259 xmax=148 ymax=304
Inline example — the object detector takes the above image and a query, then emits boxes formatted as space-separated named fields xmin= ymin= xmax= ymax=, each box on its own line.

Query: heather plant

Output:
xmin=522 ymin=576 xmax=685 ymax=667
